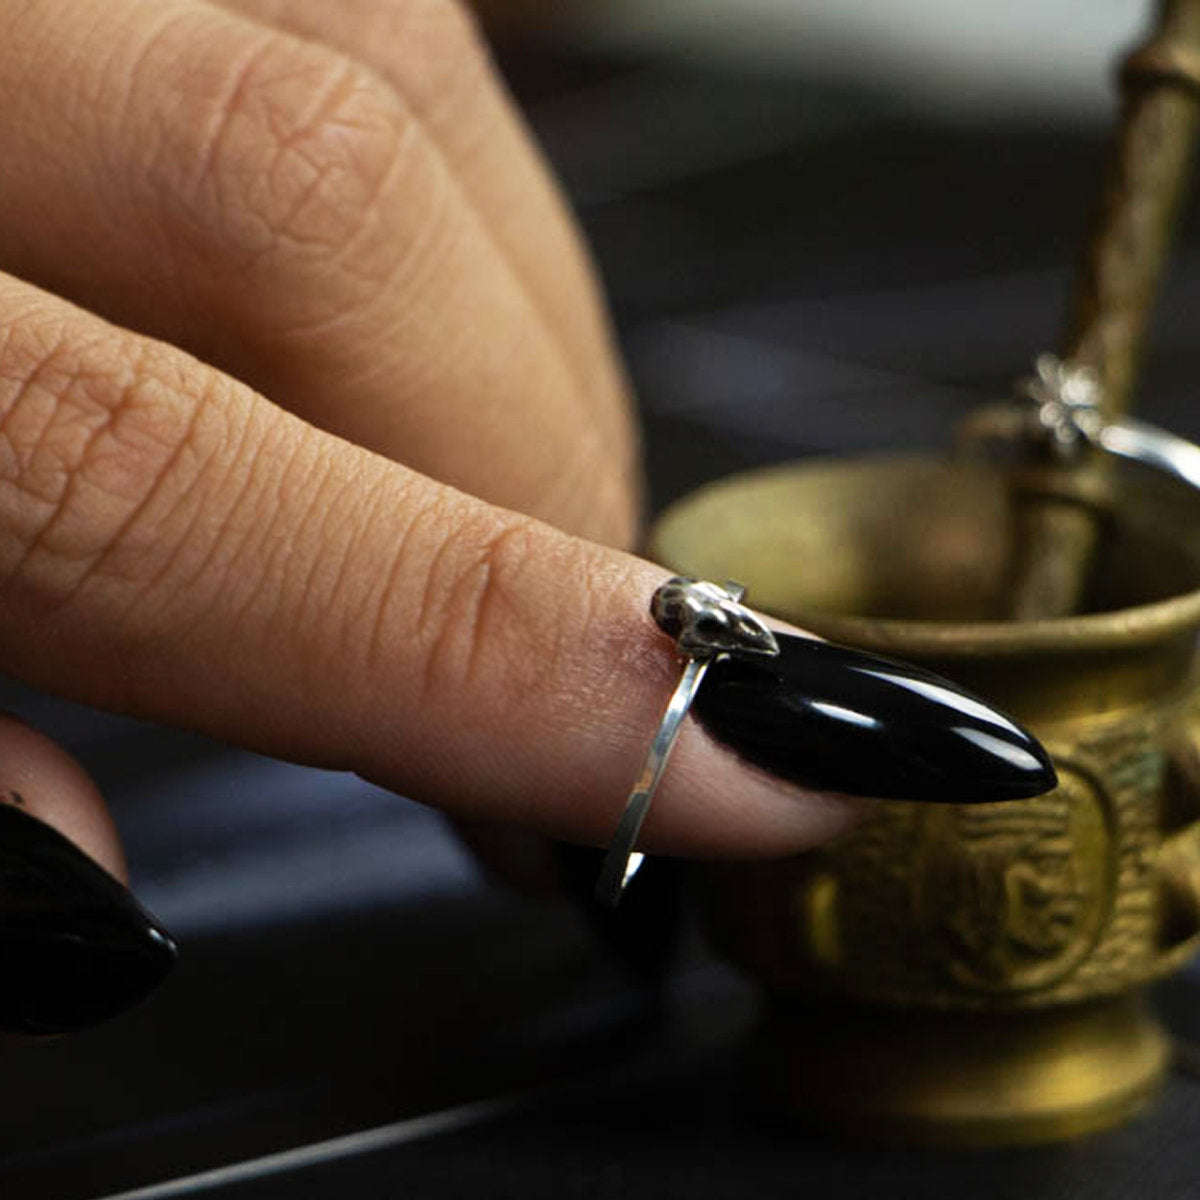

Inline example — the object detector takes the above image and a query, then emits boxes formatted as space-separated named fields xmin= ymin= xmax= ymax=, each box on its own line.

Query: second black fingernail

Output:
xmin=0 ymin=805 xmax=177 ymax=1035
xmin=693 ymin=633 xmax=1056 ymax=803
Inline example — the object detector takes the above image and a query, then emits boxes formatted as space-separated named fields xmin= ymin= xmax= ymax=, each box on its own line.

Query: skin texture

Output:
xmin=0 ymin=0 xmax=864 ymax=915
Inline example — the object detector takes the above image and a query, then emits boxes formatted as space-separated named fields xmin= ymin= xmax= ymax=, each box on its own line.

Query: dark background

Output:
xmin=4 ymin=7 xmax=1200 ymax=1197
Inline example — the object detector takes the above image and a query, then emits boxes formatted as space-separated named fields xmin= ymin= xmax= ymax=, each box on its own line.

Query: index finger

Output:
xmin=0 ymin=274 xmax=860 ymax=859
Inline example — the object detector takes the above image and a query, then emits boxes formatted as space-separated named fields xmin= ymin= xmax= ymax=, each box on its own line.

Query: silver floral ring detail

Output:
xmin=968 ymin=353 xmax=1200 ymax=490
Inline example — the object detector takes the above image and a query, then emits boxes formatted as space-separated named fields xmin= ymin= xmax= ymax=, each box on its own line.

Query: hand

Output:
xmin=0 ymin=0 xmax=861 ymax=1032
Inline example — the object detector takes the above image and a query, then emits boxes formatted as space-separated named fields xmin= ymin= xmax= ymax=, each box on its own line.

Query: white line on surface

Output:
xmin=87 ymin=1089 xmax=537 ymax=1200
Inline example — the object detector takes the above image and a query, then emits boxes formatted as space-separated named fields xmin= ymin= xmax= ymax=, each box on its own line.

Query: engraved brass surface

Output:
xmin=650 ymin=455 xmax=1200 ymax=1144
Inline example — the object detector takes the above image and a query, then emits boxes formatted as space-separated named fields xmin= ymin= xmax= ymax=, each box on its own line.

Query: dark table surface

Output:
xmin=3 ymin=42 xmax=1200 ymax=1200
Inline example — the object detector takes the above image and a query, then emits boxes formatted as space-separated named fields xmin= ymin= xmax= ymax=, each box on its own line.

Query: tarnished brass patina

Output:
xmin=650 ymin=456 xmax=1200 ymax=1144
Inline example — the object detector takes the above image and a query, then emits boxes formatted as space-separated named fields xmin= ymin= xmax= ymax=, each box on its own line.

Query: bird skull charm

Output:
xmin=651 ymin=577 xmax=780 ymax=660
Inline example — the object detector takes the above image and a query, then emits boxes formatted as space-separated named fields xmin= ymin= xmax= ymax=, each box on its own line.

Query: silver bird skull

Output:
xmin=651 ymin=577 xmax=780 ymax=660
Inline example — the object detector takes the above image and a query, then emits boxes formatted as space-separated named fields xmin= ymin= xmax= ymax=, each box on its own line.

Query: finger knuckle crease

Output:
xmin=175 ymin=36 xmax=410 ymax=266
xmin=419 ymin=518 xmax=540 ymax=708
xmin=0 ymin=325 xmax=207 ymax=609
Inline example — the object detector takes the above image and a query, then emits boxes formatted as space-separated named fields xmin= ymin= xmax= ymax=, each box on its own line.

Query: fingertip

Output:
xmin=639 ymin=722 xmax=872 ymax=860
xmin=0 ymin=713 xmax=175 ymax=1040
xmin=0 ymin=713 xmax=126 ymax=882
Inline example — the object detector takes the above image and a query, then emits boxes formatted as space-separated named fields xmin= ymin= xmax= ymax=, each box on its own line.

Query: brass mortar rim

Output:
xmin=649 ymin=454 xmax=1200 ymax=659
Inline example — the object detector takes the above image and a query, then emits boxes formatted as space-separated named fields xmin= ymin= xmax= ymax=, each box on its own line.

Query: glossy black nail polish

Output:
xmin=693 ymin=634 xmax=1056 ymax=803
xmin=0 ymin=804 xmax=177 ymax=1035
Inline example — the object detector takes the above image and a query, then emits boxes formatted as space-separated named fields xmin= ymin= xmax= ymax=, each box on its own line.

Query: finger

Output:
xmin=0 ymin=0 xmax=636 ymax=546
xmin=0 ymin=716 xmax=124 ymax=881
xmin=0 ymin=716 xmax=177 ymax=1037
xmin=448 ymin=815 xmax=561 ymax=897
xmin=0 ymin=274 xmax=860 ymax=860
xmin=214 ymin=0 xmax=636 ymax=465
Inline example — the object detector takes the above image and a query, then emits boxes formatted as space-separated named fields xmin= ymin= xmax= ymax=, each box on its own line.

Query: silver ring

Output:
xmin=594 ymin=577 xmax=780 ymax=909
xmin=963 ymin=353 xmax=1200 ymax=490
xmin=1094 ymin=417 xmax=1200 ymax=490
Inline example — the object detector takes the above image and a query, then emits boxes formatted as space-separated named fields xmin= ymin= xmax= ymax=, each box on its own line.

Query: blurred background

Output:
xmin=482 ymin=0 xmax=1200 ymax=511
xmin=7 ymin=4 xmax=1200 ymax=1197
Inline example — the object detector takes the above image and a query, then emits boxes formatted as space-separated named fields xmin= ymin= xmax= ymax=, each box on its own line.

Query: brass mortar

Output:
xmin=650 ymin=455 xmax=1200 ymax=1144
xmin=640 ymin=0 xmax=1200 ymax=1143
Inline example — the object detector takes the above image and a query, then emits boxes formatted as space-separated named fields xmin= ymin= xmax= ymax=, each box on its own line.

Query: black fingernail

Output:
xmin=0 ymin=805 xmax=177 ymax=1035
xmin=693 ymin=634 xmax=1056 ymax=803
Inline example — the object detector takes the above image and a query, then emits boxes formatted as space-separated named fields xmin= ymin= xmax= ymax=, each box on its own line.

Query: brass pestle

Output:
xmin=1007 ymin=0 xmax=1200 ymax=618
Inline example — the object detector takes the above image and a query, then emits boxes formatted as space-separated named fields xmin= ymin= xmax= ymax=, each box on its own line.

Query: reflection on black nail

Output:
xmin=0 ymin=805 xmax=177 ymax=1035
xmin=693 ymin=634 xmax=1057 ymax=803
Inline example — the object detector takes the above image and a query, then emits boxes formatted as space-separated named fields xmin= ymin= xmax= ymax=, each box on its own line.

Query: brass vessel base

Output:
xmin=754 ymin=994 xmax=1170 ymax=1147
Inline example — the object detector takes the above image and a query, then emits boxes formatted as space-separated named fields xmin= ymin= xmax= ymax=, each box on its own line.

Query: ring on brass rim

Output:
xmin=594 ymin=577 xmax=779 ymax=909
xmin=962 ymin=353 xmax=1200 ymax=492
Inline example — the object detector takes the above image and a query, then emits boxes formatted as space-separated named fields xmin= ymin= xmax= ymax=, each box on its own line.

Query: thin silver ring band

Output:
xmin=595 ymin=577 xmax=778 ymax=910
xmin=593 ymin=654 xmax=711 ymax=908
